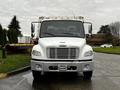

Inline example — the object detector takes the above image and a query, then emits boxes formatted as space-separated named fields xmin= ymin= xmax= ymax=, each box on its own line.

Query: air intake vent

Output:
xmin=47 ymin=47 xmax=79 ymax=59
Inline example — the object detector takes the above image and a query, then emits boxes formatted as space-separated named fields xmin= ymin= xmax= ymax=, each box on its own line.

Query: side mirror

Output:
xmin=84 ymin=22 xmax=92 ymax=36
xmin=31 ymin=22 xmax=41 ymax=38
xmin=88 ymin=24 xmax=92 ymax=35
xmin=31 ymin=22 xmax=41 ymax=44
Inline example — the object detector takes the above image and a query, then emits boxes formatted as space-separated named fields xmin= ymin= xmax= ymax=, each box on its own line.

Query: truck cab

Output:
xmin=31 ymin=16 xmax=94 ymax=79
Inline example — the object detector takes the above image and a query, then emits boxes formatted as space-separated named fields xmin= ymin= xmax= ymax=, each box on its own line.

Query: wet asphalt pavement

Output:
xmin=1 ymin=52 xmax=120 ymax=90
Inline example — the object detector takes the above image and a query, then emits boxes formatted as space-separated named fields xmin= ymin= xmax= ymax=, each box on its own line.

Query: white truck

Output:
xmin=31 ymin=16 xmax=94 ymax=79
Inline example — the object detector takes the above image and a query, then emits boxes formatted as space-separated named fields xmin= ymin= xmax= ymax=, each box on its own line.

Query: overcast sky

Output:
xmin=0 ymin=0 xmax=120 ymax=36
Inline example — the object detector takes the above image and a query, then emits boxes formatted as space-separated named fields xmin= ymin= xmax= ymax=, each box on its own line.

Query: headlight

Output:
xmin=32 ymin=50 xmax=41 ymax=56
xmin=84 ymin=51 xmax=93 ymax=57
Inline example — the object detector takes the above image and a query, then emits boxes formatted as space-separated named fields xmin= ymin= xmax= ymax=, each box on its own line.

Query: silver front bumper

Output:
xmin=31 ymin=60 xmax=94 ymax=72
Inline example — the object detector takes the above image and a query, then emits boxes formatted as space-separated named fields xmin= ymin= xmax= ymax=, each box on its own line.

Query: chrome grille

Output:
xmin=47 ymin=48 xmax=79 ymax=59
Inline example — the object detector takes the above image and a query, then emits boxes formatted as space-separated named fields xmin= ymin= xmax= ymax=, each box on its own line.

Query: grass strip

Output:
xmin=0 ymin=50 xmax=31 ymax=73
xmin=93 ymin=47 xmax=120 ymax=55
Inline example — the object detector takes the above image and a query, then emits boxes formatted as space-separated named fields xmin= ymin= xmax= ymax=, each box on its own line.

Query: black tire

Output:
xmin=32 ymin=70 xmax=41 ymax=80
xmin=83 ymin=71 xmax=93 ymax=79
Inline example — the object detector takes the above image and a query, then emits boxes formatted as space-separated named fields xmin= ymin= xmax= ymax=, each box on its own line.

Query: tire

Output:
xmin=32 ymin=70 xmax=41 ymax=80
xmin=83 ymin=71 xmax=93 ymax=80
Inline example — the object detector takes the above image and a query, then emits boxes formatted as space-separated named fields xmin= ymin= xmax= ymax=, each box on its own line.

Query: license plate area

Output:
xmin=59 ymin=65 xmax=67 ymax=71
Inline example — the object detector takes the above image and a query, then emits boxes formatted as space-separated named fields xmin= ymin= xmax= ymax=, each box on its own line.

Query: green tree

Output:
xmin=105 ymin=32 xmax=113 ymax=44
xmin=98 ymin=25 xmax=111 ymax=34
xmin=0 ymin=24 xmax=7 ymax=46
xmin=7 ymin=15 xmax=22 ymax=43
xmin=98 ymin=25 xmax=113 ymax=44
xmin=7 ymin=28 xmax=18 ymax=43
xmin=2 ymin=29 xmax=7 ymax=46
xmin=0 ymin=24 xmax=3 ymax=45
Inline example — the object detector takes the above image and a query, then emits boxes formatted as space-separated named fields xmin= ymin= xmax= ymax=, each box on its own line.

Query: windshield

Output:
xmin=40 ymin=20 xmax=85 ymax=38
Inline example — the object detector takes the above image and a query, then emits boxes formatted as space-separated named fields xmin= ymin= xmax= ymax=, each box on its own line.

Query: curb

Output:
xmin=0 ymin=66 xmax=30 ymax=79
xmin=94 ymin=51 xmax=120 ymax=55
xmin=0 ymin=73 xmax=7 ymax=79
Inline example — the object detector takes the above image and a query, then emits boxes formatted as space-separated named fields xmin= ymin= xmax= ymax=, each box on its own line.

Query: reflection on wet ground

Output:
xmin=32 ymin=72 xmax=92 ymax=90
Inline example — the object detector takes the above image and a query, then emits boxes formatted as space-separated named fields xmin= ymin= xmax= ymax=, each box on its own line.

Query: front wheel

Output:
xmin=83 ymin=71 xmax=93 ymax=79
xmin=32 ymin=70 xmax=41 ymax=80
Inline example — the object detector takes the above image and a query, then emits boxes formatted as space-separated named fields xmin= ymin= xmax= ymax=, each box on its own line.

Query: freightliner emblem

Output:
xmin=59 ymin=45 xmax=67 ymax=47
xmin=59 ymin=42 xmax=66 ymax=47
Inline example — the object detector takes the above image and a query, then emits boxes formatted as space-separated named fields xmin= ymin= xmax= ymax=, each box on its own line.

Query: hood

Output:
xmin=38 ymin=37 xmax=86 ymax=48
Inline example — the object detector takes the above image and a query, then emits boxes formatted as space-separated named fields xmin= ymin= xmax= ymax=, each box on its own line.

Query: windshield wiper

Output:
xmin=63 ymin=33 xmax=80 ymax=37
xmin=44 ymin=32 xmax=56 ymax=36
xmin=63 ymin=32 xmax=75 ymax=35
